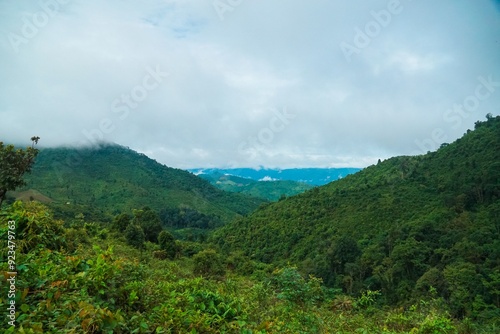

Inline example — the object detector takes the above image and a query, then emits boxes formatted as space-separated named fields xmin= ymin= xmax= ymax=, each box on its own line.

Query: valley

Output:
xmin=0 ymin=115 xmax=499 ymax=333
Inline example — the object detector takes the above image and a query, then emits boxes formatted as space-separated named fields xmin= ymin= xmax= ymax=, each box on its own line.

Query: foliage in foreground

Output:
xmin=0 ymin=201 xmax=497 ymax=333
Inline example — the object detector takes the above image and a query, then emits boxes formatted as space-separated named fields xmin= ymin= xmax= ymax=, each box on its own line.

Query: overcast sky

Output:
xmin=1 ymin=0 xmax=499 ymax=169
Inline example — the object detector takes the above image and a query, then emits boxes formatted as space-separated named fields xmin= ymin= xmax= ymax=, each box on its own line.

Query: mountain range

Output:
xmin=189 ymin=167 xmax=362 ymax=186
xmin=2 ymin=115 xmax=499 ymax=330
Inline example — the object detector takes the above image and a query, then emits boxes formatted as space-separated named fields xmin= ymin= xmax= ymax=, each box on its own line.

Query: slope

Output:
xmin=16 ymin=143 xmax=265 ymax=221
xmin=213 ymin=115 xmax=500 ymax=318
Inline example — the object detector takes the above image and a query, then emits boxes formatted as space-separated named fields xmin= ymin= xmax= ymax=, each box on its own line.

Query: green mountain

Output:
xmin=213 ymin=115 xmax=500 ymax=318
xmin=197 ymin=172 xmax=314 ymax=201
xmin=1 ymin=118 xmax=499 ymax=332
xmin=11 ymin=144 xmax=265 ymax=222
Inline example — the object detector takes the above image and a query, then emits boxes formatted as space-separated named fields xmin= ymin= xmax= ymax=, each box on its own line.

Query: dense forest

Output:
xmin=0 ymin=115 xmax=499 ymax=333
xmin=9 ymin=144 xmax=265 ymax=222
xmin=213 ymin=115 xmax=500 ymax=322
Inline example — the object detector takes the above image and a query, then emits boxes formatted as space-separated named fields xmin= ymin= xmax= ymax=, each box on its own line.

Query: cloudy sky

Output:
xmin=1 ymin=0 xmax=499 ymax=169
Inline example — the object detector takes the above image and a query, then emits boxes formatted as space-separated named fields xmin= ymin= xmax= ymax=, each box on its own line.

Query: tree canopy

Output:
xmin=0 ymin=137 xmax=39 ymax=207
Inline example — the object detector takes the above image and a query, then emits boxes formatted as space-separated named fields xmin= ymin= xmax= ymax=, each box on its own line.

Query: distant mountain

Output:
xmin=197 ymin=172 xmax=314 ymax=201
xmin=11 ymin=144 xmax=265 ymax=222
xmin=189 ymin=167 xmax=362 ymax=186
xmin=213 ymin=115 xmax=500 ymax=318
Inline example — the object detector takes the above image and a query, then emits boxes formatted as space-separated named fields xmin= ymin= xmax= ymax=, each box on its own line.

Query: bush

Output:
xmin=271 ymin=266 xmax=324 ymax=306
xmin=65 ymin=227 xmax=90 ymax=253
xmin=193 ymin=249 xmax=225 ymax=278
xmin=1 ymin=201 xmax=66 ymax=253
xmin=152 ymin=250 xmax=168 ymax=260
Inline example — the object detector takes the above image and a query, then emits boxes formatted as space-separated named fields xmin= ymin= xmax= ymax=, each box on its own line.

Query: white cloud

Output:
xmin=385 ymin=51 xmax=453 ymax=74
xmin=1 ymin=0 xmax=499 ymax=169
xmin=259 ymin=176 xmax=278 ymax=182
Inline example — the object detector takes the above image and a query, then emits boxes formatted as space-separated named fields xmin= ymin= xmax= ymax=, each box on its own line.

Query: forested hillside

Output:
xmin=1 ymin=200 xmax=478 ymax=333
xmin=213 ymin=115 xmax=500 ymax=321
xmin=1 ymin=117 xmax=499 ymax=333
xmin=11 ymin=144 xmax=265 ymax=222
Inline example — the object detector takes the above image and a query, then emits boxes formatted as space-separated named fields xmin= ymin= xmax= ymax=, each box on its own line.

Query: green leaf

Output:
xmin=20 ymin=304 xmax=29 ymax=312
xmin=17 ymin=264 xmax=27 ymax=272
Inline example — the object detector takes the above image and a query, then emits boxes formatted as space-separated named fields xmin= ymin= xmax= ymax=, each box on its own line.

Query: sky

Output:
xmin=0 ymin=0 xmax=499 ymax=169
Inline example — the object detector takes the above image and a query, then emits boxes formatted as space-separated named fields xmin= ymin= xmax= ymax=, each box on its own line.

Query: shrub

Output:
xmin=65 ymin=227 xmax=90 ymax=253
xmin=271 ymin=266 xmax=324 ymax=306
xmin=1 ymin=201 xmax=66 ymax=253
xmin=193 ymin=249 xmax=225 ymax=278
xmin=153 ymin=250 xmax=168 ymax=260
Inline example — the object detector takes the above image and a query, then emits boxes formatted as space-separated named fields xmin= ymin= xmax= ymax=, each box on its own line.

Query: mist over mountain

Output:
xmin=1 ymin=116 xmax=499 ymax=332
xmin=1 ymin=0 xmax=499 ymax=331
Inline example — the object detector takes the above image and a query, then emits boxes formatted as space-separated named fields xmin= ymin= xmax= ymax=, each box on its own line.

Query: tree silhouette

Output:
xmin=0 ymin=137 xmax=40 ymax=207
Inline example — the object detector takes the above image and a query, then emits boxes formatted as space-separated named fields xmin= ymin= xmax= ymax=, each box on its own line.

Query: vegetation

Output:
xmin=0 ymin=137 xmax=39 ymax=207
xmin=213 ymin=115 xmax=500 ymax=323
xmin=0 ymin=200 xmax=489 ymax=333
xmin=198 ymin=173 xmax=314 ymax=201
xmin=0 ymin=116 xmax=498 ymax=332
xmin=11 ymin=143 xmax=265 ymax=222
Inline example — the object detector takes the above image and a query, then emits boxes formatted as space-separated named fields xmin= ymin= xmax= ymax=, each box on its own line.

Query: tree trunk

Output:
xmin=0 ymin=189 xmax=6 ymax=208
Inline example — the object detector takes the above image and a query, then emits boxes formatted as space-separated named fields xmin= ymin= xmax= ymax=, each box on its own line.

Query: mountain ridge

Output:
xmin=11 ymin=143 xmax=266 ymax=222
xmin=212 ymin=115 xmax=500 ymax=318
xmin=189 ymin=167 xmax=362 ymax=186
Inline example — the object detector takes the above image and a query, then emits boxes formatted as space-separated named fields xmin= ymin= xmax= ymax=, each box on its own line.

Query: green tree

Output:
xmin=0 ymin=137 xmax=40 ymax=207
xmin=132 ymin=207 xmax=162 ymax=243
xmin=330 ymin=236 xmax=361 ymax=275
xmin=443 ymin=262 xmax=479 ymax=317
xmin=483 ymin=271 xmax=500 ymax=308
xmin=124 ymin=224 xmax=145 ymax=249
xmin=158 ymin=230 xmax=179 ymax=259
xmin=390 ymin=237 xmax=430 ymax=280
xmin=112 ymin=213 xmax=132 ymax=231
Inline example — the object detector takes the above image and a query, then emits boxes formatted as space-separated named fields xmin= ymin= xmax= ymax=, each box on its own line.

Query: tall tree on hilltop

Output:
xmin=0 ymin=137 xmax=40 ymax=207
